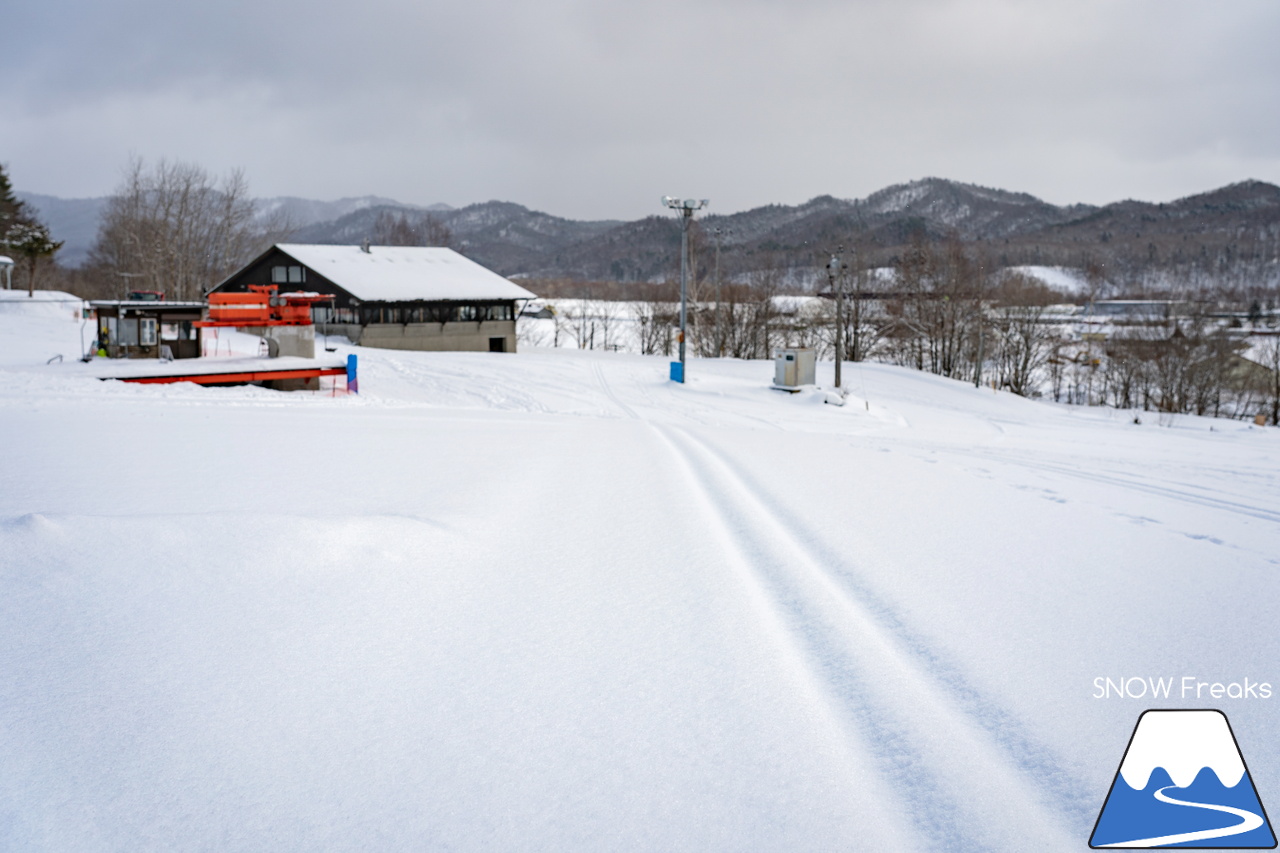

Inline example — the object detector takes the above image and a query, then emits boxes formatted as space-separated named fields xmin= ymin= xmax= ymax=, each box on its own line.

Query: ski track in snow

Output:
xmin=950 ymin=448 xmax=1280 ymax=525
xmin=583 ymin=358 xmax=1087 ymax=849
xmin=650 ymin=423 xmax=1082 ymax=851
xmin=591 ymin=358 xmax=639 ymax=420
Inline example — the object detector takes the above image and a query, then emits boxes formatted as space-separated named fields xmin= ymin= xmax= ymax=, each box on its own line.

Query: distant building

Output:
xmin=91 ymin=299 xmax=205 ymax=359
xmin=211 ymin=244 xmax=537 ymax=353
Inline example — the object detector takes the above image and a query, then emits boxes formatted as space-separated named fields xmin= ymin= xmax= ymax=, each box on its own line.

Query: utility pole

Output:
xmin=851 ymin=258 xmax=863 ymax=363
xmin=828 ymin=246 xmax=844 ymax=390
xmin=973 ymin=264 xmax=986 ymax=388
xmin=713 ymin=227 xmax=724 ymax=357
xmin=662 ymin=197 xmax=708 ymax=383
xmin=974 ymin=319 xmax=984 ymax=388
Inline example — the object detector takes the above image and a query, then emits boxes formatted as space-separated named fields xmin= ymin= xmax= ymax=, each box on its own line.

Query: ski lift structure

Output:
xmin=196 ymin=284 xmax=334 ymax=328
xmin=95 ymin=284 xmax=355 ymax=392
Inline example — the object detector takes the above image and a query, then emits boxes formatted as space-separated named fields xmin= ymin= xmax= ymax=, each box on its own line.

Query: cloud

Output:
xmin=3 ymin=0 xmax=1279 ymax=217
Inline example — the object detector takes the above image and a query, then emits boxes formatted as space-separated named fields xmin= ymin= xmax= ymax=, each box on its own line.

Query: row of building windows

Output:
xmin=99 ymin=317 xmax=199 ymax=346
xmin=312 ymin=303 xmax=515 ymax=325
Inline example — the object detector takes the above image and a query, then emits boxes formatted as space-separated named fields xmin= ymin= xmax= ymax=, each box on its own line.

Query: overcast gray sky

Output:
xmin=3 ymin=0 xmax=1279 ymax=219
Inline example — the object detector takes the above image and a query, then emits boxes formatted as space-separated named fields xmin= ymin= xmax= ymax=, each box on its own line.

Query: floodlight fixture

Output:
xmin=661 ymin=196 xmax=709 ymax=383
xmin=662 ymin=197 xmax=709 ymax=214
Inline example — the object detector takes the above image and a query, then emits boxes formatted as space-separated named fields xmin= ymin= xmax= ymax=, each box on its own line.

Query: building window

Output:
xmin=140 ymin=318 xmax=157 ymax=346
xmin=458 ymin=305 xmax=478 ymax=321
xmin=271 ymin=265 xmax=306 ymax=284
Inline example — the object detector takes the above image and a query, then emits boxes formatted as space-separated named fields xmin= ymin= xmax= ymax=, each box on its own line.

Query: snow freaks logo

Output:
xmin=1090 ymin=710 xmax=1276 ymax=848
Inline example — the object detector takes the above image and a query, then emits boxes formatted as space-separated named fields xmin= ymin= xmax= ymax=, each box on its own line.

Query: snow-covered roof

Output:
xmin=275 ymin=244 xmax=536 ymax=303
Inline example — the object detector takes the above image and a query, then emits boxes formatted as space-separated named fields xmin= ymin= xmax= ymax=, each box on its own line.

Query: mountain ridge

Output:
xmin=19 ymin=178 xmax=1280 ymax=291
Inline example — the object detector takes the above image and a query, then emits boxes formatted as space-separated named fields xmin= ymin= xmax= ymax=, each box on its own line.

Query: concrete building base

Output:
xmin=322 ymin=321 xmax=517 ymax=353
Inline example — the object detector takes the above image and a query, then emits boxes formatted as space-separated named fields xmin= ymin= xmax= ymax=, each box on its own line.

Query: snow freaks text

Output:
xmin=1093 ymin=677 xmax=1273 ymax=700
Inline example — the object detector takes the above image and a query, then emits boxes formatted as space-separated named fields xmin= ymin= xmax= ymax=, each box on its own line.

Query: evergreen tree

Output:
xmin=0 ymin=163 xmax=62 ymax=295
xmin=0 ymin=163 xmax=30 ymax=234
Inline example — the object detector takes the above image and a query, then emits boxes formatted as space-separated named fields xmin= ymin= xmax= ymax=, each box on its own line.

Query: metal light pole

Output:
xmin=662 ymin=197 xmax=708 ymax=383
xmin=829 ymin=247 xmax=844 ymax=390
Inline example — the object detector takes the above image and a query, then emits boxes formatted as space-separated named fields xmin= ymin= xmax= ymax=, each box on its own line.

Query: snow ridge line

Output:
xmin=652 ymin=423 xmax=1080 ymax=852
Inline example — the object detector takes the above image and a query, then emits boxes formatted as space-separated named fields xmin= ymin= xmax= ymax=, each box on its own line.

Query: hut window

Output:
xmin=118 ymin=317 xmax=139 ymax=346
xmin=140 ymin=318 xmax=157 ymax=346
xmin=458 ymin=305 xmax=478 ymax=321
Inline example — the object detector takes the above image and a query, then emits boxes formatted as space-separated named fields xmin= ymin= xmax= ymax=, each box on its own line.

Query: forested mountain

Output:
xmin=23 ymin=178 xmax=1280 ymax=295
xmin=293 ymin=178 xmax=1280 ymax=293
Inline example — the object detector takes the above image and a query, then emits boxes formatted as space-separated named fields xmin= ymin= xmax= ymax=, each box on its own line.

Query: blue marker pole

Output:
xmin=346 ymin=354 xmax=358 ymax=394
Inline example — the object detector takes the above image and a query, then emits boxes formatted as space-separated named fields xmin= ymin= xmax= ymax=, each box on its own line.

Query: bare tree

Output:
xmin=882 ymin=234 xmax=982 ymax=379
xmin=1257 ymin=335 xmax=1280 ymax=425
xmin=989 ymin=272 xmax=1056 ymax=396
xmin=634 ymin=285 xmax=678 ymax=356
xmin=86 ymin=157 xmax=290 ymax=301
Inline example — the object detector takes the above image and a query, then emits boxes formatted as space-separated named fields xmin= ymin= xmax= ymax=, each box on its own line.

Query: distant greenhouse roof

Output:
xmin=273 ymin=244 xmax=537 ymax=303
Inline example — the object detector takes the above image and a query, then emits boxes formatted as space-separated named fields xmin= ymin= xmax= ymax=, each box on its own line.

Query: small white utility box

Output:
xmin=772 ymin=348 xmax=816 ymax=391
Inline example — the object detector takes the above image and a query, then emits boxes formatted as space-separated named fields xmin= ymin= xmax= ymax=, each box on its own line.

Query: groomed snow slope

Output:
xmin=2 ymin=295 xmax=1279 ymax=852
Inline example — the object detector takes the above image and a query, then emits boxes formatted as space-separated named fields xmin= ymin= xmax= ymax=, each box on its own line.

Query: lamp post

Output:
xmin=662 ymin=197 xmax=708 ymax=383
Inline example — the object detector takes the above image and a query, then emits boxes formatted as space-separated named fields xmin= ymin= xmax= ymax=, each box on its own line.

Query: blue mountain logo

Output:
xmin=1091 ymin=710 xmax=1276 ymax=848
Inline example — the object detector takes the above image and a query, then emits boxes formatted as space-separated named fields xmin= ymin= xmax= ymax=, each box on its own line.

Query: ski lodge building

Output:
xmin=211 ymin=244 xmax=536 ymax=353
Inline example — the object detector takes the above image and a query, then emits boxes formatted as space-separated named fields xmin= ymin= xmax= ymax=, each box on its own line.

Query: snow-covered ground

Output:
xmin=2 ymin=293 xmax=1279 ymax=851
